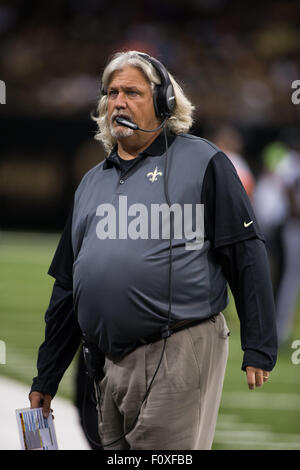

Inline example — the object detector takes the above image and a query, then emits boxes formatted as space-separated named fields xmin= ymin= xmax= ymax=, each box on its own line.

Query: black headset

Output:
xmin=138 ymin=53 xmax=176 ymax=118
xmin=101 ymin=52 xmax=176 ymax=119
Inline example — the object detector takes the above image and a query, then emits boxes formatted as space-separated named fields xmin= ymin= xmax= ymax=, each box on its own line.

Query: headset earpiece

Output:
xmin=137 ymin=53 xmax=176 ymax=119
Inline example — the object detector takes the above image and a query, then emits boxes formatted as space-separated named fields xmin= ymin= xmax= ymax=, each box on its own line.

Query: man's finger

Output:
xmin=42 ymin=394 xmax=52 ymax=418
xmin=246 ymin=367 xmax=256 ymax=390
xmin=29 ymin=391 xmax=43 ymax=408
xmin=263 ymin=371 xmax=270 ymax=383
xmin=255 ymin=369 xmax=264 ymax=387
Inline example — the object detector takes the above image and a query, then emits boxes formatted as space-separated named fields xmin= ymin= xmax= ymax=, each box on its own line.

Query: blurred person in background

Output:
xmin=28 ymin=50 xmax=277 ymax=450
xmin=252 ymin=141 xmax=288 ymax=297
xmin=272 ymin=128 xmax=300 ymax=345
xmin=207 ymin=123 xmax=255 ymax=199
xmin=253 ymin=129 xmax=300 ymax=345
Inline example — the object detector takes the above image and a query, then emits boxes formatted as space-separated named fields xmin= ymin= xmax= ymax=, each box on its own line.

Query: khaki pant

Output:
xmin=96 ymin=313 xmax=229 ymax=450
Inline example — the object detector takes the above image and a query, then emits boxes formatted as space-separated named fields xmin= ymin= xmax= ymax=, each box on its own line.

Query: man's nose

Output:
xmin=114 ymin=92 xmax=127 ymax=109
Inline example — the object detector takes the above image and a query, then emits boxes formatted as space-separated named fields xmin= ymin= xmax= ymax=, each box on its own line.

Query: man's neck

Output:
xmin=117 ymin=130 xmax=161 ymax=160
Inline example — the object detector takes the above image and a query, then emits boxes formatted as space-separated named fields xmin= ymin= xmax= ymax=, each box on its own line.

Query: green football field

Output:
xmin=1 ymin=231 xmax=300 ymax=450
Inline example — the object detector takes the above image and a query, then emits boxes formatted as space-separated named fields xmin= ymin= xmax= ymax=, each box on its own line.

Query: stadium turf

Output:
xmin=1 ymin=231 xmax=300 ymax=449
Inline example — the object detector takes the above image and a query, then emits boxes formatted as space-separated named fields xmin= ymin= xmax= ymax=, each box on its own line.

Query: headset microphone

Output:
xmin=115 ymin=116 xmax=167 ymax=133
xmin=115 ymin=117 xmax=138 ymax=130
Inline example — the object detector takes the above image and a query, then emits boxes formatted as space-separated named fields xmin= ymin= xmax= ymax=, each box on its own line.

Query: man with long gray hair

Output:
xmin=29 ymin=51 xmax=277 ymax=450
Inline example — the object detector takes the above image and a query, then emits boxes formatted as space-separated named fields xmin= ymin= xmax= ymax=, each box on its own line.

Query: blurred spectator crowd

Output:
xmin=0 ymin=0 xmax=299 ymax=125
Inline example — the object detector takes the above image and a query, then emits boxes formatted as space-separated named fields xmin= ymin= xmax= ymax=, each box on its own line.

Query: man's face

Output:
xmin=107 ymin=65 xmax=159 ymax=139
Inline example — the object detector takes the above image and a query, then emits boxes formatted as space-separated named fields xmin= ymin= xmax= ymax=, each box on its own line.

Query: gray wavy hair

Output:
xmin=93 ymin=51 xmax=195 ymax=153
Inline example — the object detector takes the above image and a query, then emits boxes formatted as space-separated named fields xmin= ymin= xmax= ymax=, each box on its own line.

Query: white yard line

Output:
xmin=221 ymin=391 xmax=300 ymax=410
xmin=0 ymin=375 xmax=90 ymax=450
xmin=215 ymin=413 xmax=300 ymax=450
xmin=214 ymin=431 xmax=300 ymax=450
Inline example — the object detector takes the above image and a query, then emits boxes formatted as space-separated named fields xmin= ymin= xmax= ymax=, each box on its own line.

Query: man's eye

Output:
xmin=108 ymin=90 xmax=118 ymax=97
xmin=128 ymin=91 xmax=138 ymax=96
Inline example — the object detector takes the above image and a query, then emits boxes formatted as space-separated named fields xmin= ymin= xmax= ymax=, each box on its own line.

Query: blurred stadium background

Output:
xmin=0 ymin=0 xmax=300 ymax=450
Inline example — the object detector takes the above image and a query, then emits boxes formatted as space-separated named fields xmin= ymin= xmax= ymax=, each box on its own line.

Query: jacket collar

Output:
xmin=103 ymin=132 xmax=176 ymax=170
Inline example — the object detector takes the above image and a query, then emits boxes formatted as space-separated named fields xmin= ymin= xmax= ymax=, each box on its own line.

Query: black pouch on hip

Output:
xmin=82 ymin=336 xmax=105 ymax=382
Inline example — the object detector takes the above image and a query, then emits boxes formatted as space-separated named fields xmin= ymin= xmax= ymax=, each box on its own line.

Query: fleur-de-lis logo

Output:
xmin=147 ymin=166 xmax=163 ymax=183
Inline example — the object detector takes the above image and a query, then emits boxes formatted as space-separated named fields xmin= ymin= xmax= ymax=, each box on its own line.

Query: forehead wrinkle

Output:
xmin=107 ymin=66 xmax=152 ymax=91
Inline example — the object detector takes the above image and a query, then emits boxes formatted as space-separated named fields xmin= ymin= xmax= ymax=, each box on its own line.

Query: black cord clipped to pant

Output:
xmin=81 ymin=376 xmax=103 ymax=450
xmin=81 ymin=336 xmax=104 ymax=449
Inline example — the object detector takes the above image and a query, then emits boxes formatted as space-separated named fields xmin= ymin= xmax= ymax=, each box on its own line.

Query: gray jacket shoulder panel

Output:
xmin=75 ymin=160 xmax=106 ymax=198
xmin=170 ymin=133 xmax=220 ymax=177
xmin=176 ymin=133 xmax=221 ymax=155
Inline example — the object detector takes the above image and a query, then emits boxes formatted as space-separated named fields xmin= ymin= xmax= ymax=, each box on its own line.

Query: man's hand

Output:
xmin=29 ymin=391 xmax=53 ymax=418
xmin=246 ymin=366 xmax=270 ymax=390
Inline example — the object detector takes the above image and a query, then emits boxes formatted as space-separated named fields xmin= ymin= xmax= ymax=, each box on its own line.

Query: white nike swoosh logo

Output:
xmin=244 ymin=220 xmax=253 ymax=228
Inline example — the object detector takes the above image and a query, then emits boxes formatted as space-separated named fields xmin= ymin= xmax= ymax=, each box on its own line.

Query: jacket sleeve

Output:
xmin=216 ymin=238 xmax=278 ymax=371
xmin=30 ymin=280 xmax=82 ymax=398
xmin=30 ymin=206 xmax=82 ymax=398
xmin=201 ymin=151 xmax=277 ymax=371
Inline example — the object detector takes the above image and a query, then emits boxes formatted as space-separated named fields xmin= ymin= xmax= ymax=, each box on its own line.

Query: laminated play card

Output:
xmin=15 ymin=407 xmax=58 ymax=450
